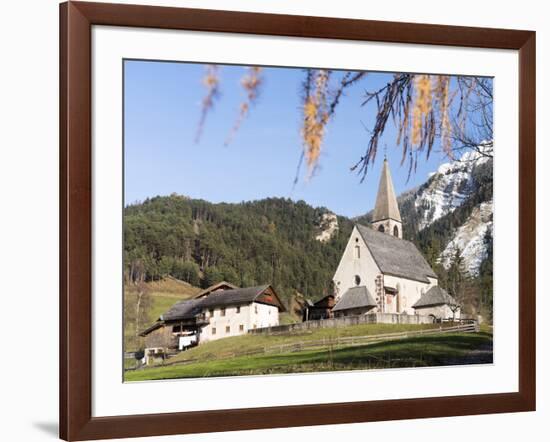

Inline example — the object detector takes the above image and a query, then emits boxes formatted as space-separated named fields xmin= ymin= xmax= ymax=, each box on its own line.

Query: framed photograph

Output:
xmin=60 ymin=1 xmax=536 ymax=440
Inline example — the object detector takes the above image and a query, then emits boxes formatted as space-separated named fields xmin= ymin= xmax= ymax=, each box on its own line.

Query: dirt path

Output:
xmin=441 ymin=341 xmax=493 ymax=366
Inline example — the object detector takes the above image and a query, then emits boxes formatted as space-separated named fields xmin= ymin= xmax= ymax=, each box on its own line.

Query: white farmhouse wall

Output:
xmin=332 ymin=226 xmax=381 ymax=302
xmin=383 ymin=274 xmax=437 ymax=315
xmin=251 ymin=302 xmax=280 ymax=329
xmin=200 ymin=302 xmax=279 ymax=343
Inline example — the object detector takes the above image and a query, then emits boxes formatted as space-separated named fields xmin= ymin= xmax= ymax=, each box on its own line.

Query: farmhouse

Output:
xmin=140 ymin=283 xmax=285 ymax=355
xmin=331 ymin=158 xmax=458 ymax=319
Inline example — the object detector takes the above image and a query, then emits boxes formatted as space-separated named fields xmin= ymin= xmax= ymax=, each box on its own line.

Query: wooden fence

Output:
xmin=135 ymin=322 xmax=478 ymax=370
xmin=260 ymin=323 xmax=478 ymax=355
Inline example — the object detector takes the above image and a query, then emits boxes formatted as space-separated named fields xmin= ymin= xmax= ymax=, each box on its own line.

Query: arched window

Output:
xmin=378 ymin=225 xmax=385 ymax=233
xmin=354 ymin=245 xmax=361 ymax=259
xmin=393 ymin=225 xmax=399 ymax=237
xmin=354 ymin=275 xmax=361 ymax=286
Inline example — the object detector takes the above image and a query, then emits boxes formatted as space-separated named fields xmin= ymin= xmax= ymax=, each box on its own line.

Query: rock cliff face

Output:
xmin=356 ymin=148 xmax=493 ymax=276
xmin=413 ymin=150 xmax=491 ymax=231
xmin=407 ymin=150 xmax=493 ymax=275
xmin=439 ymin=200 xmax=493 ymax=275
xmin=315 ymin=212 xmax=339 ymax=243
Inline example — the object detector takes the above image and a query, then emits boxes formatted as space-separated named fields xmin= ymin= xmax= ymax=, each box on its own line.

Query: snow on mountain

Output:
xmin=439 ymin=200 xmax=493 ymax=275
xmin=414 ymin=150 xmax=490 ymax=230
xmin=315 ymin=212 xmax=339 ymax=242
xmin=351 ymin=146 xmax=493 ymax=276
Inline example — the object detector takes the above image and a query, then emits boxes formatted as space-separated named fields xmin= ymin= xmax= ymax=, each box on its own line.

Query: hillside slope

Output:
xmin=125 ymin=196 xmax=354 ymax=304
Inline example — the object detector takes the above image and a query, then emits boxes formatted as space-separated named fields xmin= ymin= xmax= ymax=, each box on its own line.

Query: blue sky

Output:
xmin=124 ymin=60 xmax=460 ymax=218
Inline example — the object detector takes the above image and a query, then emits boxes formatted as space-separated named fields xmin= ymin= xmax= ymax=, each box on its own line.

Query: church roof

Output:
xmin=412 ymin=286 xmax=458 ymax=308
xmin=372 ymin=159 xmax=402 ymax=222
xmin=333 ymin=286 xmax=377 ymax=312
xmin=356 ymin=223 xmax=437 ymax=283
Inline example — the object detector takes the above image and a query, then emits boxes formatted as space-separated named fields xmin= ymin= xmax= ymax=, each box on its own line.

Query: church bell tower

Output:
xmin=371 ymin=158 xmax=403 ymax=239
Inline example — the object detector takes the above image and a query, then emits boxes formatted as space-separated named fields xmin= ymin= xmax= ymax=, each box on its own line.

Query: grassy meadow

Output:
xmin=125 ymin=323 xmax=493 ymax=381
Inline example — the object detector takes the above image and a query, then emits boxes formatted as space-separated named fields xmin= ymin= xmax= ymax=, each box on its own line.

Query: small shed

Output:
xmin=412 ymin=286 xmax=460 ymax=320
xmin=304 ymin=294 xmax=335 ymax=321
xmin=332 ymin=286 xmax=377 ymax=317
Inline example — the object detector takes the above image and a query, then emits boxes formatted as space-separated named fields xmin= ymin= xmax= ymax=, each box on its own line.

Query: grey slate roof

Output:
xmin=198 ymin=285 xmax=272 ymax=309
xmin=194 ymin=281 xmax=238 ymax=299
xmin=412 ymin=286 xmax=458 ymax=308
xmin=160 ymin=285 xmax=284 ymax=322
xmin=356 ymin=223 xmax=437 ymax=283
xmin=332 ymin=286 xmax=377 ymax=312
xmin=372 ymin=159 xmax=402 ymax=222
xmin=161 ymin=298 xmax=205 ymax=321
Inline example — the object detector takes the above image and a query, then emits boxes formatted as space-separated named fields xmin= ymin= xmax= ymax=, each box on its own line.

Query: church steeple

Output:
xmin=371 ymin=158 xmax=403 ymax=238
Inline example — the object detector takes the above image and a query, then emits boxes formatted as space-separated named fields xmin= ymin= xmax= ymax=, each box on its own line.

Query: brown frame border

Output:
xmin=60 ymin=1 xmax=536 ymax=440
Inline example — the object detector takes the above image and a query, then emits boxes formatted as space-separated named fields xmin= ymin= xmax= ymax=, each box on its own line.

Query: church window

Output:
xmin=354 ymin=275 xmax=361 ymax=286
xmin=393 ymin=225 xmax=399 ymax=237
xmin=354 ymin=245 xmax=361 ymax=259
xmin=378 ymin=225 xmax=385 ymax=233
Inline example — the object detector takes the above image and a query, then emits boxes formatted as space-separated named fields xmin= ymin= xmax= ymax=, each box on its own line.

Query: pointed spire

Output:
xmin=372 ymin=159 xmax=402 ymax=222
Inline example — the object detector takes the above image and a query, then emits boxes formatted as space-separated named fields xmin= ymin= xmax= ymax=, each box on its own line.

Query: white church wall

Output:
xmin=413 ymin=304 xmax=460 ymax=320
xmin=332 ymin=225 xmax=381 ymax=302
xmin=383 ymin=274 xmax=437 ymax=315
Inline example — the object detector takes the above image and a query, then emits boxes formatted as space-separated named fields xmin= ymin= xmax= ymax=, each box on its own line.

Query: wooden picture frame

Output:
xmin=59 ymin=1 xmax=536 ymax=440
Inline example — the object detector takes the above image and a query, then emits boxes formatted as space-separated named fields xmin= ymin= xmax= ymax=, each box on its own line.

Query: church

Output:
xmin=331 ymin=159 xmax=459 ymax=320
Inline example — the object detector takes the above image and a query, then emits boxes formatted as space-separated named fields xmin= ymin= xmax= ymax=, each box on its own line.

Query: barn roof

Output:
xmin=159 ymin=284 xmax=285 ymax=323
xmin=199 ymin=285 xmax=281 ymax=309
xmin=161 ymin=298 xmax=205 ymax=321
xmin=140 ymin=321 xmax=164 ymax=336
xmin=412 ymin=286 xmax=458 ymax=308
xmin=194 ymin=281 xmax=238 ymax=298
xmin=356 ymin=223 xmax=437 ymax=283
xmin=332 ymin=286 xmax=377 ymax=312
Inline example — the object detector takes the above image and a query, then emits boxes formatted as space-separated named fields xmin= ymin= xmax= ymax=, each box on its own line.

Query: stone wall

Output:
xmin=249 ymin=312 xmax=434 ymax=335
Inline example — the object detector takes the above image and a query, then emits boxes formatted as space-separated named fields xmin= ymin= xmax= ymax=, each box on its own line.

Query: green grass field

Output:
xmin=125 ymin=323 xmax=493 ymax=381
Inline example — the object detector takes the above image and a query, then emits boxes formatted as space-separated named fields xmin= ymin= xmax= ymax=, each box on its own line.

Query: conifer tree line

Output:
xmin=124 ymin=196 xmax=353 ymax=303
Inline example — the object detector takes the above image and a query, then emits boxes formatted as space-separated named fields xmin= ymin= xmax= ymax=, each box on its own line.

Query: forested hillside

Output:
xmin=124 ymin=196 xmax=353 ymax=304
xmin=125 ymin=152 xmax=493 ymax=320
